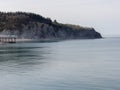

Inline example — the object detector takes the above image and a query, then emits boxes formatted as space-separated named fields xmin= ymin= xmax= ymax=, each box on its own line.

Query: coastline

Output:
xmin=16 ymin=37 xmax=103 ymax=43
xmin=16 ymin=38 xmax=61 ymax=43
xmin=0 ymin=37 xmax=103 ymax=44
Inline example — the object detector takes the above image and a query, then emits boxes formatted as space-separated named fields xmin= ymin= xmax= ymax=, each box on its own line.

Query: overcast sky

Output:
xmin=0 ymin=0 xmax=120 ymax=36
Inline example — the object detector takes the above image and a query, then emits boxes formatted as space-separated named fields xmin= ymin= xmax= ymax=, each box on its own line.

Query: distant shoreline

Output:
xmin=16 ymin=37 xmax=103 ymax=42
xmin=0 ymin=12 xmax=102 ymax=39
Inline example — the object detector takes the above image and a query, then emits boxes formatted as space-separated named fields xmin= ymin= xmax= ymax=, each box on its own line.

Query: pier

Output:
xmin=0 ymin=35 xmax=16 ymax=43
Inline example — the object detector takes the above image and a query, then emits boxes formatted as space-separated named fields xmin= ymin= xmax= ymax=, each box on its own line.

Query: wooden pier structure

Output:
xmin=0 ymin=35 xmax=16 ymax=43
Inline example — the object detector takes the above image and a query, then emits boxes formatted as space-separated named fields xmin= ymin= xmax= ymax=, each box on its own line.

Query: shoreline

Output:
xmin=16 ymin=38 xmax=62 ymax=43
xmin=0 ymin=38 xmax=103 ymax=44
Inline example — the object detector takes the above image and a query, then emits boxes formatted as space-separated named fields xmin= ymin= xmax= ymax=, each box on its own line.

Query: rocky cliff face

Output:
xmin=0 ymin=12 xmax=102 ymax=39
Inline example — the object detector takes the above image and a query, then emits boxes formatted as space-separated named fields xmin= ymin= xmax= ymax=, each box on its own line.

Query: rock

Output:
xmin=0 ymin=12 xmax=102 ymax=39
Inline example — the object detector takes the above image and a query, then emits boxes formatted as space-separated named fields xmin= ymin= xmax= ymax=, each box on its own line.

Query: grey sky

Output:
xmin=0 ymin=0 xmax=120 ymax=36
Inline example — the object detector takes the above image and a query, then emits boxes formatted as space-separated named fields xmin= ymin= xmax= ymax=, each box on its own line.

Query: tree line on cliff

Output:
xmin=0 ymin=12 xmax=102 ymax=39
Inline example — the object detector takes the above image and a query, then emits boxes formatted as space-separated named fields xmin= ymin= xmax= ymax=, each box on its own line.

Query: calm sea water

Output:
xmin=0 ymin=37 xmax=120 ymax=90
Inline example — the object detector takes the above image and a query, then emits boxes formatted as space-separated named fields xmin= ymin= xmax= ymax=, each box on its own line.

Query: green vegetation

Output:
xmin=0 ymin=12 xmax=102 ymax=39
xmin=0 ymin=12 xmax=52 ymax=30
xmin=0 ymin=12 xmax=92 ymax=31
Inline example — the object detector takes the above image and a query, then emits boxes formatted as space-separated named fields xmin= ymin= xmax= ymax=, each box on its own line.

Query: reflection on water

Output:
xmin=0 ymin=38 xmax=120 ymax=90
xmin=0 ymin=43 xmax=52 ymax=74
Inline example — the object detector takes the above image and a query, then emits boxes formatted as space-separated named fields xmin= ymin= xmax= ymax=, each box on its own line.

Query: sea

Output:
xmin=0 ymin=37 xmax=120 ymax=90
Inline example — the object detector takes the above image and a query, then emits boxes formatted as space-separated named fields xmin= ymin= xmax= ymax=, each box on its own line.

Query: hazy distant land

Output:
xmin=0 ymin=12 xmax=102 ymax=40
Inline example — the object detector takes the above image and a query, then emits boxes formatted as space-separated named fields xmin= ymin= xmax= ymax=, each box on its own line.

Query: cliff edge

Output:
xmin=0 ymin=12 xmax=102 ymax=39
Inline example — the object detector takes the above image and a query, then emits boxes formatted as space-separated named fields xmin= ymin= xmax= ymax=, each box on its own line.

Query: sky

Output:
xmin=0 ymin=0 xmax=120 ymax=36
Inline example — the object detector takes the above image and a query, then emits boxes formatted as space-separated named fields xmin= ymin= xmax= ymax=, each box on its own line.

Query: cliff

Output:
xmin=0 ymin=12 xmax=102 ymax=39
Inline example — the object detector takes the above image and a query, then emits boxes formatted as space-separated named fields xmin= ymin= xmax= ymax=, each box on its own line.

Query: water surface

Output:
xmin=0 ymin=38 xmax=120 ymax=90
